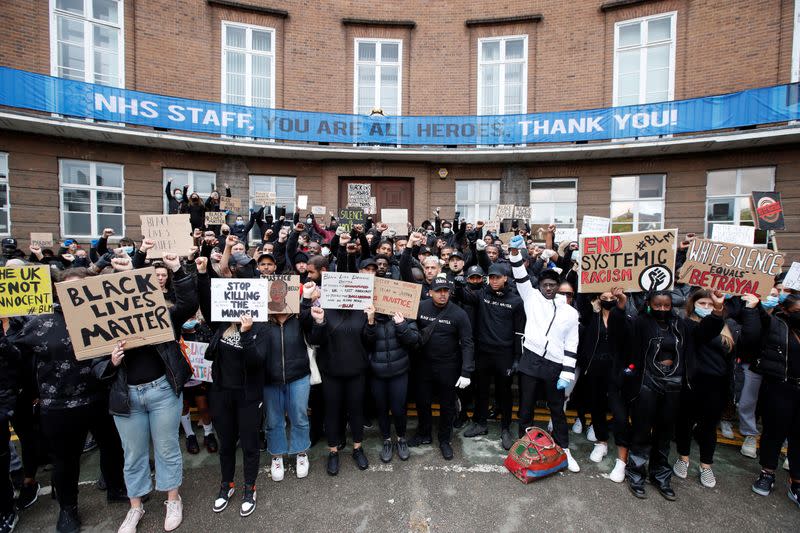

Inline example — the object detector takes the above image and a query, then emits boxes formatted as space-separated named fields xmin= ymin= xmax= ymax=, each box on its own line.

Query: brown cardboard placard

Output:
xmin=255 ymin=191 xmax=276 ymax=206
xmin=264 ymin=274 xmax=301 ymax=314
xmin=205 ymin=211 xmax=226 ymax=226
xmin=0 ymin=265 xmax=53 ymax=317
xmin=55 ymin=267 xmax=175 ymax=360
xmin=578 ymin=229 xmax=677 ymax=293
xmin=381 ymin=208 xmax=409 ymax=236
xmin=29 ymin=232 xmax=54 ymax=249
xmin=140 ymin=214 xmax=194 ymax=259
xmin=677 ymin=239 xmax=784 ymax=299
xmin=219 ymin=196 xmax=241 ymax=211
xmin=497 ymin=231 xmax=516 ymax=243
xmin=495 ymin=204 xmax=515 ymax=220
xmin=372 ymin=277 xmax=421 ymax=319
xmin=513 ymin=206 xmax=532 ymax=221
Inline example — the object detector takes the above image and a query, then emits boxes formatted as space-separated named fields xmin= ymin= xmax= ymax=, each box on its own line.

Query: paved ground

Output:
xmin=13 ymin=419 xmax=799 ymax=533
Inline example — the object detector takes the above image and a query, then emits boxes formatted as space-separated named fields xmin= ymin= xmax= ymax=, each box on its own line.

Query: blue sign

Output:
xmin=1 ymin=66 xmax=799 ymax=145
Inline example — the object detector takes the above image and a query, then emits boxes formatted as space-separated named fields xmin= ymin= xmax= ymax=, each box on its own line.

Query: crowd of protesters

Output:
xmin=0 ymin=181 xmax=797 ymax=533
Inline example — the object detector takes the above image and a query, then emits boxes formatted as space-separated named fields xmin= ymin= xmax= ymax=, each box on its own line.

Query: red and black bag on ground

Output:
xmin=503 ymin=426 xmax=568 ymax=483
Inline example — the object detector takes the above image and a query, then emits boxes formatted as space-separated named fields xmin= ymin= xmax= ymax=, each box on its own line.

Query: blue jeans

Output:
xmin=264 ymin=376 xmax=311 ymax=455
xmin=114 ymin=375 xmax=183 ymax=497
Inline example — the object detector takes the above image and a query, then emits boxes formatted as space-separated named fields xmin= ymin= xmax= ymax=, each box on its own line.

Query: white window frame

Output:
xmin=529 ymin=179 xmax=578 ymax=228
xmin=612 ymin=12 xmax=676 ymax=107
xmin=59 ymin=159 xmax=125 ymax=239
xmin=162 ymin=169 xmax=218 ymax=214
xmin=455 ymin=180 xmax=501 ymax=222
xmin=221 ymin=21 xmax=276 ymax=108
xmin=610 ymin=174 xmax=666 ymax=232
xmin=353 ymin=38 xmax=403 ymax=116
xmin=49 ymin=0 xmax=125 ymax=88
xmin=477 ymin=35 xmax=528 ymax=116
xmin=705 ymin=167 xmax=776 ymax=246
xmin=248 ymin=175 xmax=296 ymax=242
xmin=0 ymin=153 xmax=9 ymax=237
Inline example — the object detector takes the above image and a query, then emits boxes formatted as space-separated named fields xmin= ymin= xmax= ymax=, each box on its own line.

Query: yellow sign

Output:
xmin=0 ymin=266 xmax=54 ymax=317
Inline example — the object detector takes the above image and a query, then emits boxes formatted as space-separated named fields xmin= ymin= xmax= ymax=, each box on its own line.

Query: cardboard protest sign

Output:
xmin=320 ymin=272 xmax=374 ymax=310
xmin=140 ymin=214 xmax=194 ymax=258
xmin=751 ymin=191 xmax=785 ymax=231
xmin=297 ymin=195 xmax=308 ymax=210
xmin=0 ymin=266 xmax=53 ymax=317
xmin=367 ymin=196 xmax=377 ymax=215
xmin=581 ymin=216 xmax=610 ymax=236
xmin=373 ymin=277 xmax=421 ymax=318
xmin=30 ymin=232 xmax=54 ymax=249
xmin=255 ymin=191 xmax=276 ymax=206
xmin=555 ymin=227 xmax=578 ymax=244
xmin=783 ymin=262 xmax=800 ymax=290
xmin=205 ymin=211 xmax=226 ymax=226
xmin=185 ymin=341 xmax=212 ymax=382
xmin=497 ymin=232 xmax=516 ymax=244
xmin=338 ymin=207 xmax=365 ymax=233
xmin=211 ymin=278 xmax=270 ymax=322
xmin=55 ymin=268 xmax=175 ymax=360
xmin=483 ymin=220 xmax=500 ymax=234
xmin=311 ymin=205 xmax=326 ymax=216
xmin=219 ymin=196 xmax=241 ymax=211
xmin=578 ymin=229 xmax=677 ymax=294
xmin=514 ymin=206 xmax=532 ymax=221
xmin=263 ymin=275 xmax=301 ymax=314
xmin=711 ymin=224 xmax=754 ymax=246
xmin=347 ymin=183 xmax=371 ymax=209
xmin=381 ymin=208 xmax=409 ymax=236
xmin=495 ymin=204 xmax=514 ymax=220
xmin=677 ymin=239 xmax=784 ymax=299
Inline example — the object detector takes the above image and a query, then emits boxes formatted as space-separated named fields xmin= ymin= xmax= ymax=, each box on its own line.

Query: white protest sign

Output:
xmin=211 ymin=278 xmax=270 ymax=322
xmin=581 ymin=215 xmax=610 ymax=236
xmin=513 ymin=206 xmax=532 ymax=221
xmin=298 ymin=195 xmax=308 ymax=210
xmin=255 ymin=191 xmax=276 ymax=206
xmin=555 ymin=227 xmax=578 ymax=243
xmin=320 ymin=272 xmax=374 ymax=310
xmin=483 ymin=220 xmax=500 ymax=234
xmin=347 ymin=183 xmax=371 ymax=209
xmin=784 ymin=262 xmax=800 ymax=291
xmin=711 ymin=224 xmax=754 ymax=246
xmin=381 ymin=208 xmax=409 ymax=236
xmin=311 ymin=205 xmax=326 ymax=216
xmin=185 ymin=341 xmax=212 ymax=382
xmin=495 ymin=204 xmax=515 ymax=220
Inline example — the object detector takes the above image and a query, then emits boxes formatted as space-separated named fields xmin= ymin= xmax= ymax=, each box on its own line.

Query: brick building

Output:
xmin=0 ymin=0 xmax=798 ymax=260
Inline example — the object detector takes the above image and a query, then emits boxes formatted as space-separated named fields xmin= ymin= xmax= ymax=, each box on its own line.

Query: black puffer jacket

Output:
xmin=364 ymin=315 xmax=420 ymax=378
xmin=305 ymin=302 xmax=369 ymax=378
xmin=741 ymin=305 xmax=800 ymax=383
xmin=259 ymin=313 xmax=312 ymax=385
xmin=0 ymin=331 xmax=19 ymax=420
xmin=94 ymin=267 xmax=199 ymax=416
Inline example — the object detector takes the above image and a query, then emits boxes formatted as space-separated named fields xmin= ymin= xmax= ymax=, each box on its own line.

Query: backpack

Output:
xmin=503 ymin=426 xmax=567 ymax=483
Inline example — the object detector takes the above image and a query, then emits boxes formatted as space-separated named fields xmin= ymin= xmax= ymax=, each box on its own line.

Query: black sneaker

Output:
xmin=205 ymin=433 xmax=219 ymax=453
xmin=463 ymin=422 xmax=488 ymax=438
xmin=0 ymin=510 xmax=19 ymax=533
xmin=752 ymin=470 xmax=776 ymax=496
xmin=186 ymin=435 xmax=200 ymax=455
xmin=654 ymin=481 xmax=677 ymax=501
xmin=407 ymin=434 xmax=432 ymax=447
xmin=106 ymin=487 xmax=129 ymax=503
xmin=240 ymin=486 xmax=256 ymax=517
xmin=327 ymin=452 xmax=340 ymax=476
xmin=627 ymin=479 xmax=647 ymax=499
xmin=439 ymin=441 xmax=454 ymax=461
xmin=82 ymin=435 xmax=97 ymax=454
xmin=788 ymin=482 xmax=800 ymax=509
xmin=501 ymin=429 xmax=515 ymax=451
xmin=55 ymin=505 xmax=80 ymax=533
xmin=379 ymin=439 xmax=393 ymax=463
xmin=397 ymin=438 xmax=410 ymax=461
xmin=16 ymin=481 xmax=40 ymax=510
xmin=453 ymin=411 xmax=470 ymax=429
xmin=213 ymin=483 xmax=234 ymax=513
xmin=353 ymin=447 xmax=369 ymax=470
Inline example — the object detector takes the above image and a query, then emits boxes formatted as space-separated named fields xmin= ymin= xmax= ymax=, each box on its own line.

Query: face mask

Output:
xmin=232 ymin=252 xmax=249 ymax=265
xmin=175 ymin=193 xmax=183 ymax=201
xmin=694 ymin=306 xmax=712 ymax=318
xmin=306 ymin=217 xmax=313 ymax=225
xmin=426 ymin=230 xmax=434 ymax=235
xmin=122 ymin=246 xmax=134 ymax=255
xmin=779 ymin=292 xmax=789 ymax=303
xmin=221 ymin=230 xmax=230 ymax=236
xmin=182 ymin=319 xmax=199 ymax=330
xmin=442 ymin=227 xmax=452 ymax=235
xmin=235 ymin=220 xmax=244 ymax=226
xmin=724 ymin=294 xmax=732 ymax=300
xmin=600 ymin=299 xmax=616 ymax=310
xmin=321 ymin=248 xmax=330 ymax=257
xmin=554 ymin=294 xmax=567 ymax=305
xmin=572 ymin=251 xmax=581 ymax=264
xmin=650 ymin=309 xmax=671 ymax=321
xmin=762 ymin=295 xmax=779 ymax=309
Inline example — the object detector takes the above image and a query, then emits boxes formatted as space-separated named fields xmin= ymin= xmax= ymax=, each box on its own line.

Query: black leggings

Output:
xmin=11 ymin=389 xmax=41 ymax=480
xmin=322 ymin=374 xmax=365 ymax=448
xmin=585 ymin=359 xmax=630 ymax=447
xmin=474 ymin=350 xmax=513 ymax=429
xmin=675 ymin=373 xmax=728 ymax=464
xmin=518 ymin=372 xmax=568 ymax=448
xmin=371 ymin=373 xmax=408 ymax=440
xmin=210 ymin=388 xmax=261 ymax=486
xmin=626 ymin=382 xmax=680 ymax=486
xmin=0 ymin=419 xmax=12 ymax=514
xmin=758 ymin=378 xmax=800 ymax=479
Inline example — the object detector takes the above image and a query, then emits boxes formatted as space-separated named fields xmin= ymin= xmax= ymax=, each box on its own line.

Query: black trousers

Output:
xmin=416 ymin=362 xmax=460 ymax=444
xmin=11 ymin=389 xmax=40 ymax=480
xmin=0 ymin=419 xmax=12 ymax=514
xmin=626 ymin=382 xmax=680 ymax=486
xmin=371 ymin=373 xmax=408 ymax=440
xmin=585 ymin=359 xmax=631 ymax=447
xmin=473 ymin=349 xmax=513 ymax=429
xmin=676 ymin=374 xmax=728 ymax=464
xmin=322 ymin=374 xmax=365 ymax=448
xmin=40 ymin=402 xmax=125 ymax=508
xmin=210 ymin=388 xmax=261 ymax=486
xmin=758 ymin=378 xmax=800 ymax=479
xmin=517 ymin=353 xmax=568 ymax=448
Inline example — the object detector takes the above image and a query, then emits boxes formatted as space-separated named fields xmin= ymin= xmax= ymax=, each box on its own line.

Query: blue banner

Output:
xmin=1 ymin=66 xmax=799 ymax=145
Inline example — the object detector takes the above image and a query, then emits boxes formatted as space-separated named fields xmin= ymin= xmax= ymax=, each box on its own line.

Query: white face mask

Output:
xmin=442 ymin=227 xmax=452 ymax=235
xmin=321 ymin=248 xmax=330 ymax=257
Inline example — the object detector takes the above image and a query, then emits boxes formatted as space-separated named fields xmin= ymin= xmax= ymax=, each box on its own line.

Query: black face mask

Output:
xmin=600 ymin=300 xmax=616 ymax=310
xmin=649 ymin=309 xmax=671 ymax=321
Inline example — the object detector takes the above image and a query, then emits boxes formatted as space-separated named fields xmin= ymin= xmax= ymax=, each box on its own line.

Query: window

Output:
xmin=478 ymin=36 xmax=527 ymax=116
xmin=613 ymin=12 xmax=675 ymax=106
xmin=455 ymin=180 xmax=500 ymax=222
xmin=706 ymin=167 xmax=775 ymax=245
xmin=59 ymin=159 xmax=124 ymax=238
xmin=0 ymin=154 xmax=9 ymax=236
xmin=248 ymin=176 xmax=296 ymax=241
xmin=610 ymin=174 xmax=665 ymax=232
xmin=162 ymin=170 xmax=217 ymax=213
xmin=529 ymin=180 xmax=577 ymax=228
xmin=222 ymin=22 xmax=275 ymax=108
xmin=50 ymin=0 xmax=124 ymax=87
xmin=354 ymin=39 xmax=402 ymax=116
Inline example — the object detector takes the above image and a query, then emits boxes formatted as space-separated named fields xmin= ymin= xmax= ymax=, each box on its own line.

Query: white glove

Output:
xmin=455 ymin=377 xmax=471 ymax=389
xmin=475 ymin=239 xmax=487 ymax=251
xmin=542 ymin=249 xmax=557 ymax=262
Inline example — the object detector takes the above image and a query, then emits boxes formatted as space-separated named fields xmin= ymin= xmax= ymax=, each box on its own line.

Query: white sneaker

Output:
xmin=118 ymin=506 xmax=145 ymax=533
xmin=586 ymin=424 xmax=597 ymax=442
xmin=609 ymin=458 xmax=626 ymax=483
xmin=571 ymin=419 xmax=583 ymax=434
xmin=564 ymin=449 xmax=580 ymax=473
xmin=547 ymin=419 xmax=553 ymax=433
xmin=673 ymin=458 xmax=689 ymax=479
xmin=163 ymin=496 xmax=182 ymax=532
xmin=589 ymin=442 xmax=607 ymax=463
xmin=741 ymin=436 xmax=758 ymax=458
xmin=296 ymin=453 xmax=309 ymax=479
xmin=720 ymin=420 xmax=734 ymax=439
xmin=271 ymin=456 xmax=284 ymax=482
xmin=699 ymin=466 xmax=716 ymax=488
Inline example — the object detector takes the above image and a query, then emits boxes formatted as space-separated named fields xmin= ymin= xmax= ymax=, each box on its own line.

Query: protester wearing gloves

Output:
xmin=508 ymin=234 xmax=581 ymax=473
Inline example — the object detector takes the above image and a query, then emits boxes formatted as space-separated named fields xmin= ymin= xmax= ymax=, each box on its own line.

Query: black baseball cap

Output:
xmin=488 ymin=264 xmax=508 ymax=277
xmin=466 ymin=265 xmax=485 ymax=279
xmin=448 ymin=251 xmax=464 ymax=261
xmin=430 ymin=275 xmax=453 ymax=291
xmin=2 ymin=238 xmax=17 ymax=249
xmin=359 ymin=257 xmax=378 ymax=270
xmin=257 ymin=253 xmax=276 ymax=263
